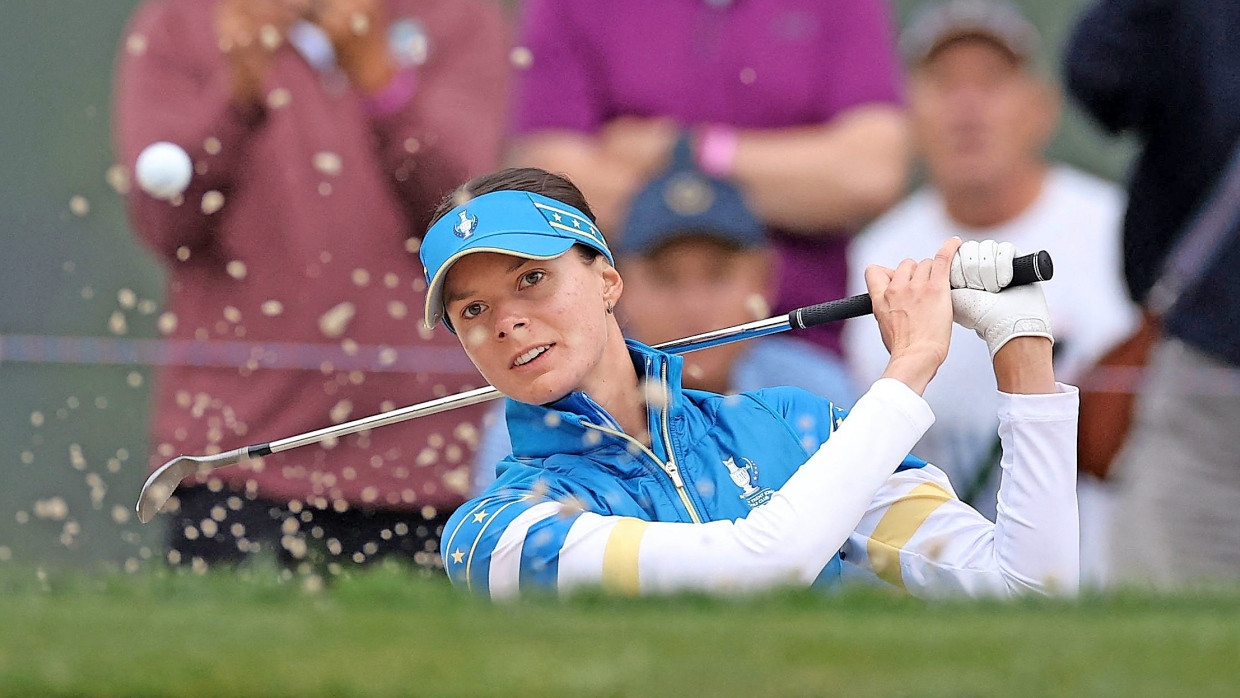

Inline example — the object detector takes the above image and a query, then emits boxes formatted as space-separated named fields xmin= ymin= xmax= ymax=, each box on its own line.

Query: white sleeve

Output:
xmin=551 ymin=379 xmax=935 ymax=595
xmin=841 ymin=384 xmax=1081 ymax=598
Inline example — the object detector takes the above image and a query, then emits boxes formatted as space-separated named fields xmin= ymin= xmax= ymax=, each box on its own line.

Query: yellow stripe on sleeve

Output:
xmin=601 ymin=518 xmax=649 ymax=596
xmin=867 ymin=482 xmax=953 ymax=589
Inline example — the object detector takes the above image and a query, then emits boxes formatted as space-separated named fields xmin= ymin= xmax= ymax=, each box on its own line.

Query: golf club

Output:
xmin=135 ymin=250 xmax=1053 ymax=523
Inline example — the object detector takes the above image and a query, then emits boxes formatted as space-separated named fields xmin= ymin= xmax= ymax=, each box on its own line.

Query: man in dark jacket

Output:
xmin=1065 ymin=0 xmax=1240 ymax=587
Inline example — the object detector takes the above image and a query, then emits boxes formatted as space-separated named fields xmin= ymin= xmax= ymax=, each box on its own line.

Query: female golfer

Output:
xmin=423 ymin=168 xmax=1078 ymax=599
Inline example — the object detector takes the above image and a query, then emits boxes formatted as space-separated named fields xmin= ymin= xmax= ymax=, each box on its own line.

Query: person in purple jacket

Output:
xmin=113 ymin=0 xmax=509 ymax=572
xmin=506 ymin=0 xmax=912 ymax=357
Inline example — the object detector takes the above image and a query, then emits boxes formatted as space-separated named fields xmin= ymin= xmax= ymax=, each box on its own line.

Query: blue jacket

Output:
xmin=442 ymin=340 xmax=925 ymax=595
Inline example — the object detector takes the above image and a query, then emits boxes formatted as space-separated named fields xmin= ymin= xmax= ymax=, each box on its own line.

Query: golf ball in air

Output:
xmin=135 ymin=141 xmax=192 ymax=199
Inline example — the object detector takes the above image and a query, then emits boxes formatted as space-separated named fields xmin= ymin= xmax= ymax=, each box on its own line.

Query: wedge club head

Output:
xmin=135 ymin=449 xmax=245 ymax=523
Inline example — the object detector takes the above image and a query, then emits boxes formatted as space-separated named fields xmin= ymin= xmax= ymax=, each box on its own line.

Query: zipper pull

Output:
xmin=664 ymin=460 xmax=685 ymax=488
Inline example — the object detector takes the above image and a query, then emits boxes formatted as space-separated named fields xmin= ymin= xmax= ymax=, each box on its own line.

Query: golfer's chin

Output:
xmin=496 ymin=371 xmax=576 ymax=407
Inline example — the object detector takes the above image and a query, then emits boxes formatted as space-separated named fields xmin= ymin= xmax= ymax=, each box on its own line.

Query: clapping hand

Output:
xmin=214 ymin=0 xmax=306 ymax=104
xmin=312 ymin=0 xmax=394 ymax=94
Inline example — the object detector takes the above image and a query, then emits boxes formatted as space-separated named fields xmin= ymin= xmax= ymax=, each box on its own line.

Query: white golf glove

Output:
xmin=950 ymin=240 xmax=1053 ymax=357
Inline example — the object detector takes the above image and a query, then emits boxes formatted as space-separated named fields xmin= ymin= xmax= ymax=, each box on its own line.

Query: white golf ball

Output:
xmin=135 ymin=141 xmax=193 ymax=200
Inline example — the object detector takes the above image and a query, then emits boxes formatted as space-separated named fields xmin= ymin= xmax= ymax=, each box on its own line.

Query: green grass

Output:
xmin=1 ymin=564 xmax=1238 ymax=697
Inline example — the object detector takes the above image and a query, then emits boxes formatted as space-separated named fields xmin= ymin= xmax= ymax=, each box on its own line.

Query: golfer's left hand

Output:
xmin=868 ymin=236 xmax=961 ymax=394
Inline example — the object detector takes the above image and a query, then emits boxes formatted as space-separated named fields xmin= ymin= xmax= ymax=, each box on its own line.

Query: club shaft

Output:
xmin=267 ymin=315 xmax=796 ymax=454
xmin=266 ymin=386 xmax=501 ymax=454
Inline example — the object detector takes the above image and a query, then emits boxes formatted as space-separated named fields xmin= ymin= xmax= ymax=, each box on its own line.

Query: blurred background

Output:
xmin=0 ymin=0 xmax=1133 ymax=570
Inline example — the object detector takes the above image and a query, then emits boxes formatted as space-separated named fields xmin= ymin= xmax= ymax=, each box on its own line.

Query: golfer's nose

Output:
xmin=494 ymin=304 xmax=528 ymax=340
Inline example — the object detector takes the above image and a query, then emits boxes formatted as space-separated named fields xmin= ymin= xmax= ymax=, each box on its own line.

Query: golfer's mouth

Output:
xmin=512 ymin=344 xmax=553 ymax=369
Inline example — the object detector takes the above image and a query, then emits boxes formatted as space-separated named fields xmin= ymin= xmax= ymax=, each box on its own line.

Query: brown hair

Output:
xmin=429 ymin=167 xmax=597 ymax=228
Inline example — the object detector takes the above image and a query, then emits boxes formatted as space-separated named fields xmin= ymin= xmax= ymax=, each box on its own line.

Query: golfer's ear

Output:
xmin=601 ymin=263 xmax=623 ymax=307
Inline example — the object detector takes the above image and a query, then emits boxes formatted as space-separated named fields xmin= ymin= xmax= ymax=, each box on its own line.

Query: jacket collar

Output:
xmin=505 ymin=339 xmax=684 ymax=459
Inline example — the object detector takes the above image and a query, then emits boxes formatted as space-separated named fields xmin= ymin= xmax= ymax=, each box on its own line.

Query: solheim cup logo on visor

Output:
xmin=454 ymin=210 xmax=478 ymax=239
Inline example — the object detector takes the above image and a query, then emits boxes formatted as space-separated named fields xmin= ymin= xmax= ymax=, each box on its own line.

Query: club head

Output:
xmin=135 ymin=450 xmax=244 ymax=523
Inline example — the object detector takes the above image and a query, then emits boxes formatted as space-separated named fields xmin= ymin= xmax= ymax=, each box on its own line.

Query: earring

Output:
xmin=605 ymin=302 xmax=613 ymax=315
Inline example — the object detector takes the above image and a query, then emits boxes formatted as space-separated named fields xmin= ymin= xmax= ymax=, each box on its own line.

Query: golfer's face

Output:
xmin=442 ymin=251 xmax=619 ymax=405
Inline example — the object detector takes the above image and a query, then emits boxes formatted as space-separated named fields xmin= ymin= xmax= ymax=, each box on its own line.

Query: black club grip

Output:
xmin=788 ymin=250 xmax=1053 ymax=330
xmin=1012 ymin=249 xmax=1053 ymax=285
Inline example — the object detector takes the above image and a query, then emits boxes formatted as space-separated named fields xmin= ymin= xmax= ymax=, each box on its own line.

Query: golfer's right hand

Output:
xmin=868 ymin=236 xmax=961 ymax=395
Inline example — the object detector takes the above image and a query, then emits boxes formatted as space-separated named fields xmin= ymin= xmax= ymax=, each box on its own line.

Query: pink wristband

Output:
xmin=363 ymin=68 xmax=419 ymax=117
xmin=695 ymin=124 xmax=740 ymax=178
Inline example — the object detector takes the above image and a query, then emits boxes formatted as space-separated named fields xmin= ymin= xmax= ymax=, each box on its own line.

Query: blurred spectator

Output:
xmin=617 ymin=140 xmax=859 ymax=402
xmin=112 ymin=0 xmax=508 ymax=573
xmin=845 ymin=0 xmax=1137 ymax=585
xmin=471 ymin=143 xmax=859 ymax=492
xmin=1065 ymin=0 xmax=1240 ymax=588
xmin=505 ymin=0 xmax=910 ymax=356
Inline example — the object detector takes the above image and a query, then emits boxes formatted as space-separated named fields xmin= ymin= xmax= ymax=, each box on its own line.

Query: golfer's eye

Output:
xmin=519 ymin=270 xmax=544 ymax=288
xmin=461 ymin=302 xmax=485 ymax=320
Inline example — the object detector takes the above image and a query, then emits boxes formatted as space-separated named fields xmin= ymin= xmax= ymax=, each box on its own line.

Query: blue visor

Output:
xmin=420 ymin=190 xmax=613 ymax=329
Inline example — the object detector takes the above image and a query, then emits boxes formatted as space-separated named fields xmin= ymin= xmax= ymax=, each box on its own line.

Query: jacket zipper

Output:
xmin=657 ymin=361 xmax=701 ymax=523
xmin=575 ymin=376 xmax=704 ymax=525
xmin=582 ymin=421 xmax=703 ymax=524
xmin=575 ymin=358 xmax=703 ymax=524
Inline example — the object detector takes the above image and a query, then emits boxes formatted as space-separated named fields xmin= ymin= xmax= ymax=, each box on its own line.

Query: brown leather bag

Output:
xmin=1077 ymin=134 xmax=1240 ymax=479
xmin=1076 ymin=312 xmax=1161 ymax=479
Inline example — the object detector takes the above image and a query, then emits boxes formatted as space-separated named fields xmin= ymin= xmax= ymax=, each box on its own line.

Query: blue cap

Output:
xmin=420 ymin=189 xmax=614 ymax=329
xmin=618 ymin=138 xmax=764 ymax=257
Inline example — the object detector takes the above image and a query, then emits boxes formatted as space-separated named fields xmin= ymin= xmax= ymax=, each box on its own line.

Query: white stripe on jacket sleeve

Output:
xmin=488 ymin=501 xmax=564 ymax=599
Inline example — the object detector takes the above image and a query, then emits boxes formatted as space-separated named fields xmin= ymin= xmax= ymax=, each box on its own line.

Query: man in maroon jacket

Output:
xmin=112 ymin=0 xmax=509 ymax=573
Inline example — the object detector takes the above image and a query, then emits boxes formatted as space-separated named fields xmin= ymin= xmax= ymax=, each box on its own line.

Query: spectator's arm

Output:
xmin=113 ymin=2 xmax=265 ymax=263
xmin=507 ymin=133 xmax=648 ymax=239
xmin=1063 ymin=0 xmax=1173 ymax=133
xmin=729 ymin=104 xmax=910 ymax=234
xmin=511 ymin=106 xmax=909 ymax=240
xmin=731 ymin=0 xmax=909 ymax=234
